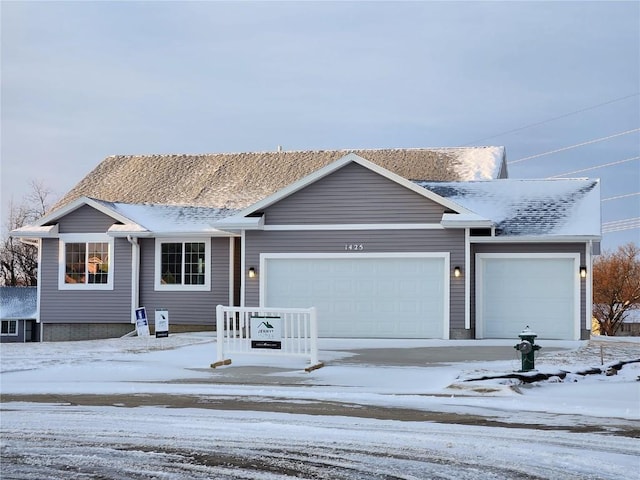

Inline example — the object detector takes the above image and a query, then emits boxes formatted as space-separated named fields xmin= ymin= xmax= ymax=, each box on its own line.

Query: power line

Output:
xmin=509 ymin=128 xmax=640 ymax=165
xmin=602 ymin=217 xmax=640 ymax=233
xmin=602 ymin=192 xmax=640 ymax=202
xmin=547 ymin=156 xmax=640 ymax=178
xmin=462 ymin=93 xmax=640 ymax=146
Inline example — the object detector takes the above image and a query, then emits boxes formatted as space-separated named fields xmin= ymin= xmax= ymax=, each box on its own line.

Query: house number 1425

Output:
xmin=344 ymin=244 xmax=364 ymax=251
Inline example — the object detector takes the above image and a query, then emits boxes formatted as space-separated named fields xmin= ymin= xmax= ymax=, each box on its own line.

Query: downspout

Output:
xmin=126 ymin=235 xmax=140 ymax=324
xmin=464 ymin=228 xmax=470 ymax=332
xmin=20 ymin=238 xmax=42 ymax=342
xmin=586 ymin=240 xmax=593 ymax=335
xmin=240 ymin=230 xmax=246 ymax=307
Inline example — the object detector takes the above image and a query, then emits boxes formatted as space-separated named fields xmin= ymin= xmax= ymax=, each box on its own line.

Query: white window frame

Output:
xmin=1 ymin=319 xmax=18 ymax=336
xmin=58 ymin=234 xmax=114 ymax=290
xmin=154 ymin=238 xmax=211 ymax=291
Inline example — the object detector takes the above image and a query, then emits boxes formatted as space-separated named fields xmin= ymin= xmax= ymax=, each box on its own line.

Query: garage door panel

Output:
xmin=479 ymin=256 xmax=577 ymax=340
xmin=264 ymin=256 xmax=447 ymax=338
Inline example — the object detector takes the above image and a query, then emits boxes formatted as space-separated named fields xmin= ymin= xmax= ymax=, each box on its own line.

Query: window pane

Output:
xmin=65 ymin=243 xmax=86 ymax=284
xmin=1 ymin=321 xmax=7 ymax=334
xmin=161 ymin=243 xmax=182 ymax=284
xmin=184 ymin=242 xmax=206 ymax=285
xmin=8 ymin=321 xmax=16 ymax=334
xmin=87 ymin=242 xmax=109 ymax=284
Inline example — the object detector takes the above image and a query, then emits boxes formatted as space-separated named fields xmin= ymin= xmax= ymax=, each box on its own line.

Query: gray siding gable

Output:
xmin=263 ymin=162 xmax=447 ymax=225
xmin=56 ymin=204 xmax=119 ymax=233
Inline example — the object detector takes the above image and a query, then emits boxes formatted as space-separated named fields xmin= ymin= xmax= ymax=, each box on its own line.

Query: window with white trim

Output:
xmin=1 ymin=320 xmax=18 ymax=336
xmin=155 ymin=238 xmax=211 ymax=291
xmin=58 ymin=235 xmax=114 ymax=290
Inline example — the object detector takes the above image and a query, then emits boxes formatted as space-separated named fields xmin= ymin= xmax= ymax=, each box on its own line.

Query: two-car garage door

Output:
xmin=262 ymin=254 xmax=448 ymax=338
xmin=476 ymin=254 xmax=580 ymax=340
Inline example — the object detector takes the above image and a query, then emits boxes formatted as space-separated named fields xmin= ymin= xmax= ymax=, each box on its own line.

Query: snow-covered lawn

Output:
xmin=1 ymin=334 xmax=639 ymax=479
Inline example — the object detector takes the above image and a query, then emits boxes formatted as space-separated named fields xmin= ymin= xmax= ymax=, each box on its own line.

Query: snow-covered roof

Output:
xmin=430 ymin=147 xmax=507 ymax=181
xmin=418 ymin=178 xmax=601 ymax=237
xmin=94 ymin=200 xmax=238 ymax=236
xmin=0 ymin=287 xmax=37 ymax=320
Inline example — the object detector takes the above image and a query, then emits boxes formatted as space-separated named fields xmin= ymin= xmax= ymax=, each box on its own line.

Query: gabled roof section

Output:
xmin=51 ymin=147 xmax=506 ymax=213
xmin=418 ymin=178 xmax=601 ymax=237
xmin=0 ymin=287 xmax=37 ymax=320
xmin=33 ymin=196 xmax=134 ymax=227
xmin=233 ymin=153 xmax=474 ymax=219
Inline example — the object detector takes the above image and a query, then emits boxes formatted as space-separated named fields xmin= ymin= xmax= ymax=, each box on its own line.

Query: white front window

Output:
xmin=1 ymin=320 xmax=17 ymax=336
xmin=58 ymin=235 xmax=114 ymax=290
xmin=155 ymin=238 xmax=211 ymax=291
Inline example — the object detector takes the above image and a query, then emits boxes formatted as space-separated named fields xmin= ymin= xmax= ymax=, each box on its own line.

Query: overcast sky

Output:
xmin=1 ymin=1 xmax=638 ymax=250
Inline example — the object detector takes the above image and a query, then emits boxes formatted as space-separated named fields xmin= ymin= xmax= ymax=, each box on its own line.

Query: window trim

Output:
xmin=58 ymin=234 xmax=114 ymax=290
xmin=154 ymin=238 xmax=211 ymax=291
xmin=1 ymin=320 xmax=18 ymax=336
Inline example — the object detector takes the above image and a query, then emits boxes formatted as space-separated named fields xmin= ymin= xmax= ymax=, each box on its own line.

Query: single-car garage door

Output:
xmin=262 ymin=254 xmax=448 ymax=338
xmin=476 ymin=254 xmax=580 ymax=340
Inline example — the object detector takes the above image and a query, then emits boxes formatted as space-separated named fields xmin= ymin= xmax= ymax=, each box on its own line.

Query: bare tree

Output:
xmin=592 ymin=243 xmax=640 ymax=336
xmin=0 ymin=180 xmax=54 ymax=286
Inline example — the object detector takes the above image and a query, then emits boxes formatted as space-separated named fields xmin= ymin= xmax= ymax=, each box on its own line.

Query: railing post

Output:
xmin=216 ymin=304 xmax=224 ymax=363
xmin=309 ymin=307 xmax=318 ymax=365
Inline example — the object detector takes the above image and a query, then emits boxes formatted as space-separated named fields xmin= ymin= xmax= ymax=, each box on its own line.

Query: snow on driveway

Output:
xmin=1 ymin=334 xmax=639 ymax=479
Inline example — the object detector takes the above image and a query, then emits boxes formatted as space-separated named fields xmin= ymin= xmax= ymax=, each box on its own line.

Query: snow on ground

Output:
xmin=1 ymin=334 xmax=639 ymax=479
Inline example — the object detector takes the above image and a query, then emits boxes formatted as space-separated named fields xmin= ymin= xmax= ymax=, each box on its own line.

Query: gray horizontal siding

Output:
xmin=263 ymin=162 xmax=446 ymax=225
xmin=139 ymin=237 xmax=230 ymax=326
xmin=471 ymin=242 xmax=587 ymax=337
xmin=245 ymin=229 xmax=466 ymax=331
xmin=39 ymin=237 xmax=132 ymax=324
xmin=56 ymin=205 xmax=117 ymax=233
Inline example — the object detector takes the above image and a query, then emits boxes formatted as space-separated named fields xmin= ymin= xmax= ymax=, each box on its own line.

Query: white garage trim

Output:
xmin=260 ymin=252 xmax=450 ymax=339
xmin=476 ymin=253 xmax=581 ymax=340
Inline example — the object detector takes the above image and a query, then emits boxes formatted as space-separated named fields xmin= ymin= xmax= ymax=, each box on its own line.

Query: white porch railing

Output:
xmin=214 ymin=305 xmax=320 ymax=369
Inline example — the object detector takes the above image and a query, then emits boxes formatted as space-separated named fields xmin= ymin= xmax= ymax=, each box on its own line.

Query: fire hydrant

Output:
xmin=514 ymin=326 xmax=541 ymax=372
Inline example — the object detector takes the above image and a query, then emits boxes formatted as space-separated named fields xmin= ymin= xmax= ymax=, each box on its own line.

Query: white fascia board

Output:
xmin=470 ymin=235 xmax=601 ymax=243
xmin=34 ymin=196 xmax=135 ymax=227
xmin=213 ymin=215 xmax=265 ymax=230
xmin=149 ymin=230 xmax=236 ymax=238
xmin=109 ymin=228 xmax=236 ymax=238
xmin=263 ymin=223 xmax=444 ymax=231
xmin=441 ymin=213 xmax=493 ymax=228
xmin=237 ymin=153 xmax=474 ymax=217
xmin=10 ymin=224 xmax=59 ymax=238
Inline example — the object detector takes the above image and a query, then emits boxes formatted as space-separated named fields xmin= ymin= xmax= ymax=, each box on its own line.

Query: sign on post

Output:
xmin=135 ymin=307 xmax=150 ymax=336
xmin=155 ymin=309 xmax=169 ymax=338
xmin=250 ymin=316 xmax=282 ymax=349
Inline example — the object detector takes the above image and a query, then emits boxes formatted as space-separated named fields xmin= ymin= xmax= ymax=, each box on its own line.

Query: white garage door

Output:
xmin=262 ymin=254 xmax=448 ymax=338
xmin=477 ymin=254 xmax=580 ymax=340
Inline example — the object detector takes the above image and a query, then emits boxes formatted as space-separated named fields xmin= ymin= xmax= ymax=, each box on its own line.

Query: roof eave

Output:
xmin=440 ymin=212 xmax=493 ymax=229
xmin=213 ymin=215 xmax=265 ymax=230
xmin=471 ymin=234 xmax=602 ymax=243
xmin=10 ymin=224 xmax=59 ymax=238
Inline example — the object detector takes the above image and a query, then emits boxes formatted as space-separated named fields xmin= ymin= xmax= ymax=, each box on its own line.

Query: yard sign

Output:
xmin=155 ymin=309 xmax=169 ymax=338
xmin=250 ymin=316 xmax=282 ymax=349
xmin=134 ymin=307 xmax=150 ymax=337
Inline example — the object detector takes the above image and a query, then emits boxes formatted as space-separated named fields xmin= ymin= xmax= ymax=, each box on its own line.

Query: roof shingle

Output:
xmin=54 ymin=147 xmax=505 ymax=211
